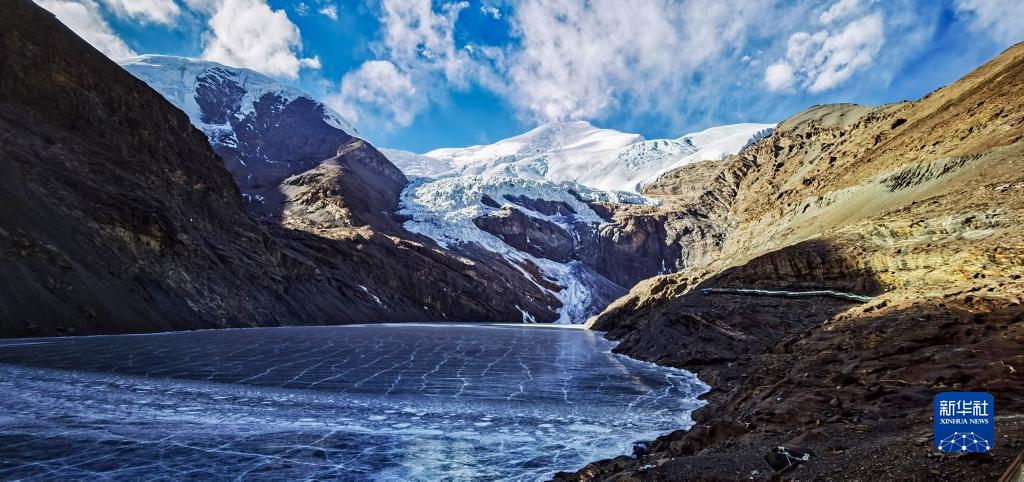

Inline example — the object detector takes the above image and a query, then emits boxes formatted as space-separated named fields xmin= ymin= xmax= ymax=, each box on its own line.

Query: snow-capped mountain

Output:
xmin=384 ymin=121 xmax=774 ymax=192
xmin=378 ymin=148 xmax=456 ymax=178
xmin=384 ymin=120 xmax=774 ymax=323
xmin=118 ymin=54 xmax=773 ymax=324
xmin=120 ymin=55 xmax=358 ymax=190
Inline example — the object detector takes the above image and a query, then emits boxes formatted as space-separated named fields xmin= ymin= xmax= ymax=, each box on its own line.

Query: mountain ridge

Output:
xmin=120 ymin=55 xmax=359 ymax=196
xmin=383 ymin=120 xmax=774 ymax=192
xmin=562 ymin=41 xmax=1024 ymax=481
xmin=0 ymin=0 xmax=565 ymax=335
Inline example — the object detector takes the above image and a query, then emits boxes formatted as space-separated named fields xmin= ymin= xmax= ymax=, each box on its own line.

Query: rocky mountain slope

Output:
xmin=399 ymin=176 xmax=656 ymax=322
xmin=562 ymin=43 xmax=1024 ymax=480
xmin=121 ymin=55 xmax=358 ymax=193
xmin=106 ymin=43 xmax=770 ymax=326
xmin=118 ymin=54 xmax=581 ymax=323
xmin=383 ymin=121 xmax=773 ymax=192
xmin=0 ymin=0 xmax=560 ymax=337
xmin=380 ymin=122 xmax=773 ymax=322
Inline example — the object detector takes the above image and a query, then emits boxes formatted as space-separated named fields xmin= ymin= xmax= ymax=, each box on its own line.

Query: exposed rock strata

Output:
xmin=565 ymin=43 xmax=1024 ymax=480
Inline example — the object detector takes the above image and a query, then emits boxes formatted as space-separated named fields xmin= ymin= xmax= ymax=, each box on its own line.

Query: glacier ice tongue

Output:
xmin=399 ymin=176 xmax=651 ymax=323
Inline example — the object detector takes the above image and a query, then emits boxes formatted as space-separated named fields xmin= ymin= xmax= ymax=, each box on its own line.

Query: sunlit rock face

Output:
xmin=0 ymin=324 xmax=707 ymax=480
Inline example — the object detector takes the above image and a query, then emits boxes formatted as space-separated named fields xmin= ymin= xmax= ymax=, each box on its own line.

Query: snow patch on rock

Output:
xmin=400 ymin=176 xmax=651 ymax=323
xmin=120 ymin=55 xmax=358 ymax=138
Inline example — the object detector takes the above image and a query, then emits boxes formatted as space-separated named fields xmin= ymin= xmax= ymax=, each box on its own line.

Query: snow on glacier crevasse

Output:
xmin=399 ymin=176 xmax=652 ymax=323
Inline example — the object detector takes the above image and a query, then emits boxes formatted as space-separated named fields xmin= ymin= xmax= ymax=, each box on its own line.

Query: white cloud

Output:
xmin=181 ymin=0 xmax=219 ymax=14
xmin=764 ymin=61 xmax=795 ymax=91
xmin=505 ymin=0 xmax=759 ymax=122
xmin=300 ymin=56 xmax=322 ymax=69
xmin=380 ymin=0 xmax=474 ymax=85
xmin=337 ymin=0 xmax=769 ymax=130
xmin=819 ymin=0 xmax=871 ymax=24
xmin=764 ymin=10 xmax=885 ymax=93
xmin=326 ymin=0 xmax=945 ymax=135
xmin=954 ymin=0 xmax=1024 ymax=46
xmin=34 ymin=0 xmax=137 ymax=59
xmin=327 ymin=60 xmax=425 ymax=130
xmin=332 ymin=0 xmax=499 ymax=130
xmin=99 ymin=0 xmax=180 ymax=25
xmin=200 ymin=0 xmax=319 ymax=79
xmin=481 ymin=5 xmax=501 ymax=19
xmin=319 ymin=3 xmax=338 ymax=20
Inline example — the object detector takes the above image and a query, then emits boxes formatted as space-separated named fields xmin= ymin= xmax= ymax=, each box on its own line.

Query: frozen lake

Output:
xmin=0 ymin=324 xmax=706 ymax=480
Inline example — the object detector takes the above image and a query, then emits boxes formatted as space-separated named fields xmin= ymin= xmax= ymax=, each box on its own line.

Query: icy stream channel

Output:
xmin=0 ymin=324 xmax=706 ymax=480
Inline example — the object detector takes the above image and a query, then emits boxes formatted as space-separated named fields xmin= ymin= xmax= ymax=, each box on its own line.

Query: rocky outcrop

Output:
xmin=503 ymin=194 xmax=577 ymax=216
xmin=275 ymin=138 xmax=407 ymax=230
xmin=474 ymin=206 xmax=575 ymax=262
xmin=121 ymin=55 xmax=358 ymax=193
xmin=0 ymin=0 xmax=562 ymax=336
xmin=585 ymin=212 xmax=683 ymax=286
xmin=0 ymin=1 xmax=292 ymax=335
xmin=568 ymin=43 xmax=1024 ymax=480
xmin=473 ymin=194 xmax=706 ymax=305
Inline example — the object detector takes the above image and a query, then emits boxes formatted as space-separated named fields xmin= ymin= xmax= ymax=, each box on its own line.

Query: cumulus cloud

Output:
xmin=34 ymin=0 xmax=137 ymax=59
xmin=481 ymin=5 xmax=501 ymax=20
xmin=331 ymin=0 xmax=943 ymax=135
xmin=819 ymin=0 xmax=873 ymax=24
xmin=380 ymin=0 xmax=474 ymax=84
xmin=763 ymin=62 xmax=796 ymax=92
xmin=506 ymin=0 xmax=759 ymax=122
xmin=327 ymin=60 xmax=425 ymax=130
xmin=319 ymin=3 xmax=338 ymax=20
xmin=336 ymin=0 xmax=769 ymax=131
xmin=954 ymin=0 xmax=1024 ymax=46
xmin=764 ymin=9 xmax=885 ymax=93
xmin=333 ymin=0 xmax=501 ymax=131
xmin=199 ymin=0 xmax=319 ymax=79
xmin=99 ymin=0 xmax=180 ymax=25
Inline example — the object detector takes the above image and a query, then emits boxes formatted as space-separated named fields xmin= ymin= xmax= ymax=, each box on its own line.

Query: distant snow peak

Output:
xmin=383 ymin=121 xmax=774 ymax=192
xmin=119 ymin=55 xmax=358 ymax=137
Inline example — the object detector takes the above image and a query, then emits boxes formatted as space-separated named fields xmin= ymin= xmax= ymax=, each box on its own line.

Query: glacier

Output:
xmin=399 ymin=176 xmax=652 ymax=323
xmin=385 ymin=121 xmax=774 ymax=192
xmin=390 ymin=121 xmax=774 ymax=323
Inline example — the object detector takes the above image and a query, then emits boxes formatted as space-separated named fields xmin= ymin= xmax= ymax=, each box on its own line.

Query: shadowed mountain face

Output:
xmin=120 ymin=55 xmax=360 ymax=193
xmin=0 ymin=0 xmax=562 ymax=337
xmin=123 ymin=51 xmax=701 ymax=324
xmin=566 ymin=44 xmax=1024 ymax=480
xmin=119 ymin=55 xmax=415 ymax=231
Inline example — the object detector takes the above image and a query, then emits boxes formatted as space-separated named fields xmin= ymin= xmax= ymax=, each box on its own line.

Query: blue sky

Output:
xmin=36 ymin=0 xmax=1024 ymax=152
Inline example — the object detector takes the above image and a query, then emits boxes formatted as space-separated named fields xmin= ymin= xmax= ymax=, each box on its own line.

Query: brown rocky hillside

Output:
xmin=565 ymin=42 xmax=1024 ymax=480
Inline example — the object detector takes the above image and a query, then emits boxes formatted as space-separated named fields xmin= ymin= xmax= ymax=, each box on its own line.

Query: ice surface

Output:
xmin=0 ymin=324 xmax=707 ymax=480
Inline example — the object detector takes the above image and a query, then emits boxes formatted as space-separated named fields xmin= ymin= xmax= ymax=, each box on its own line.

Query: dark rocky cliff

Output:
xmin=0 ymin=0 xmax=560 ymax=337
